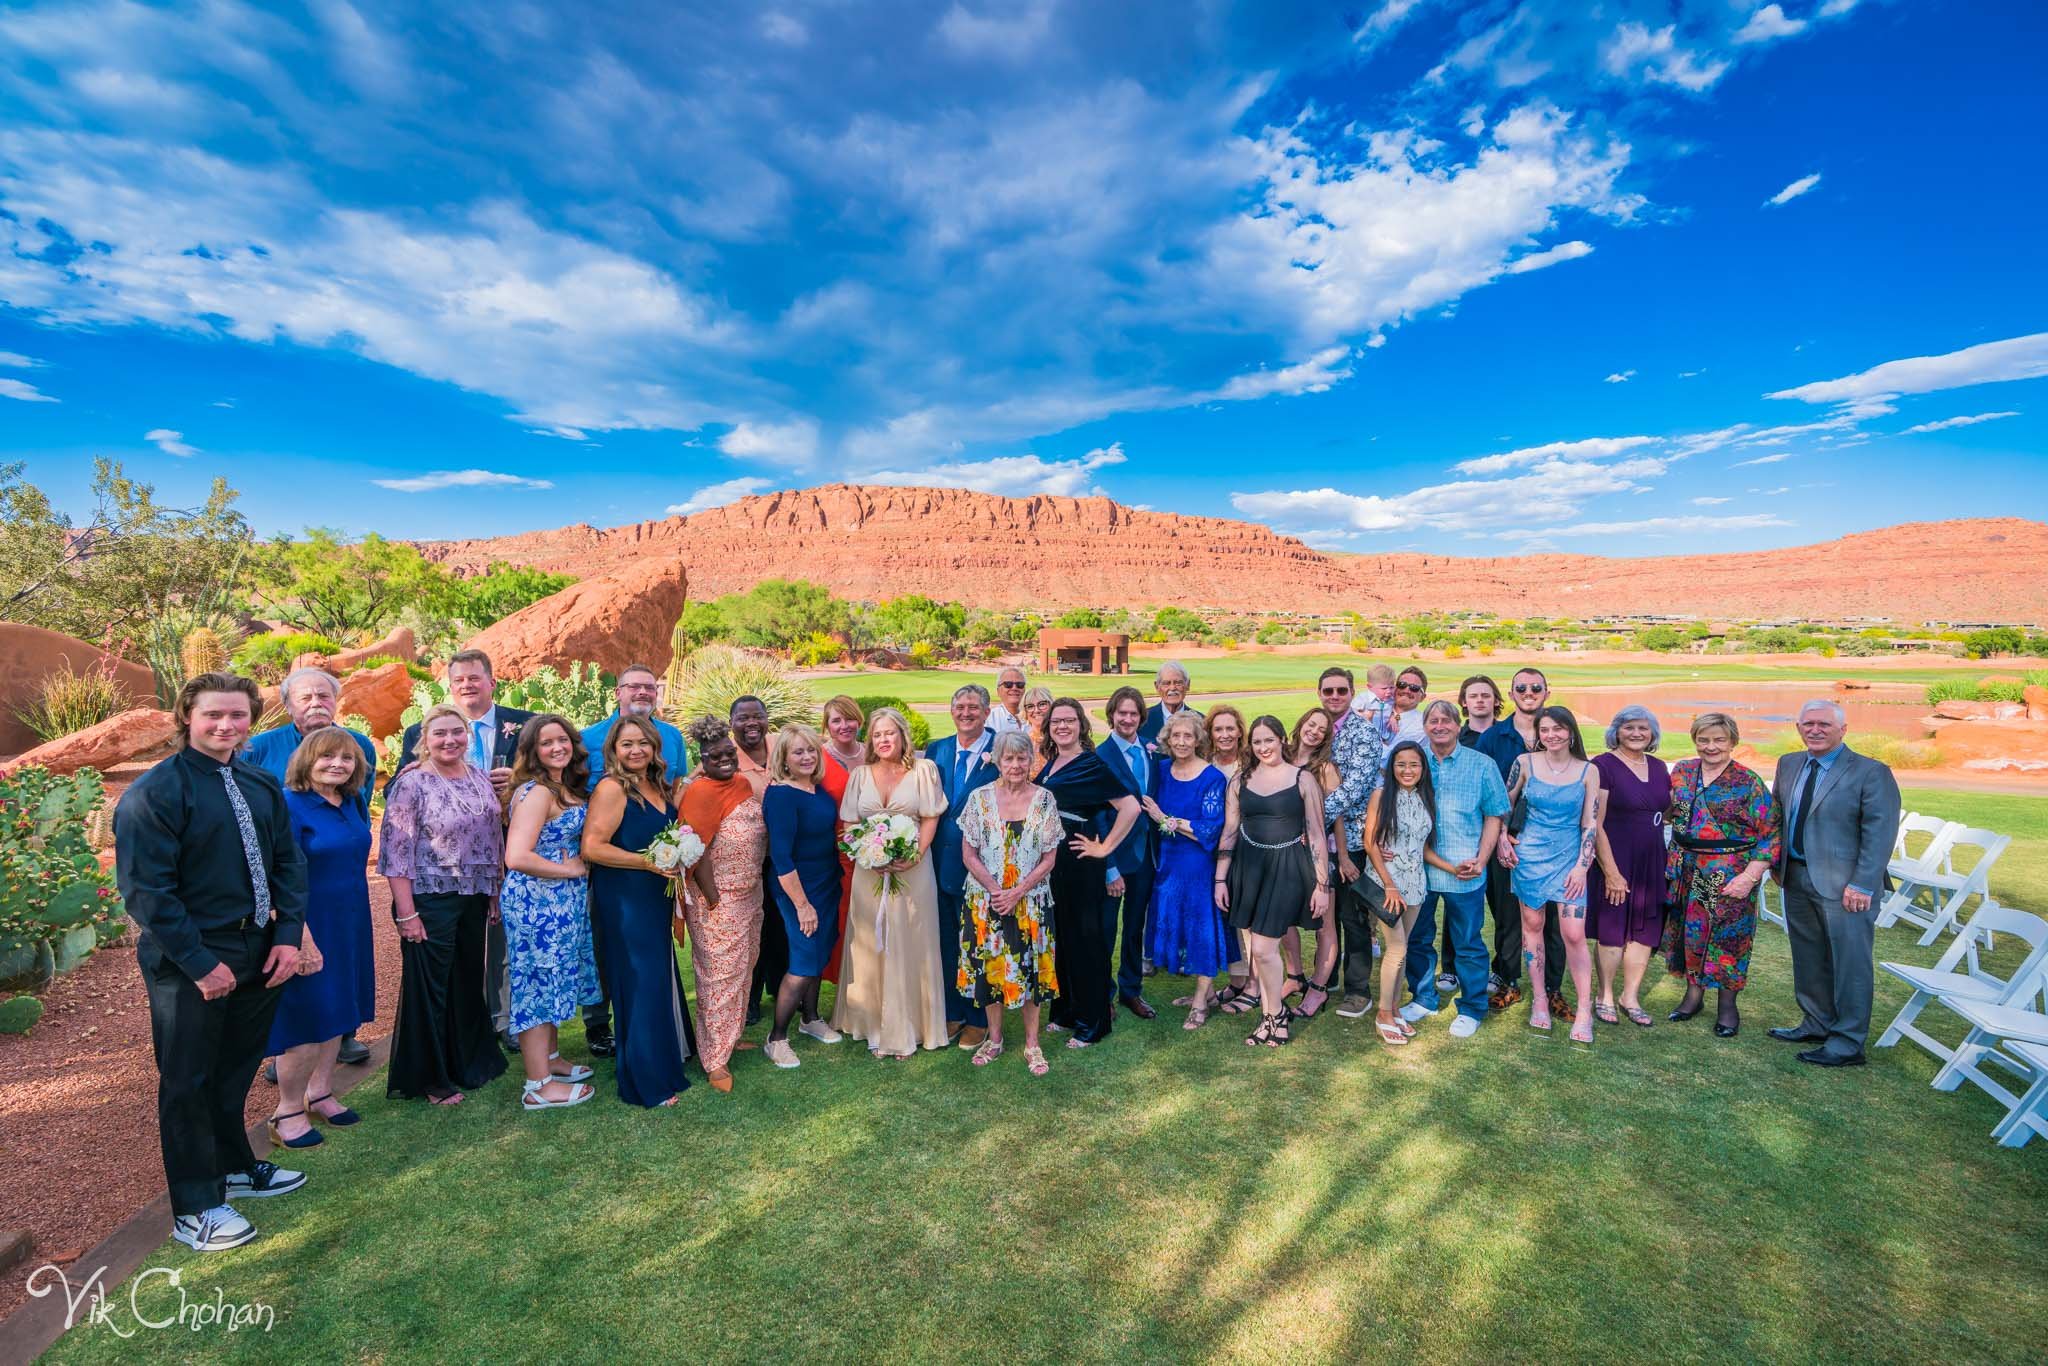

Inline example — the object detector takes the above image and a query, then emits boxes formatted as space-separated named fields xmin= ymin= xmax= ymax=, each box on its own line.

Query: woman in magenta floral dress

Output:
xmin=1662 ymin=711 xmax=1782 ymax=1038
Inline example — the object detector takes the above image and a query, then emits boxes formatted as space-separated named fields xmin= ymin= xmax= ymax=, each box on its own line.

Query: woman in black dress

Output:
xmin=1037 ymin=698 xmax=1141 ymax=1048
xmin=1214 ymin=715 xmax=1331 ymax=1047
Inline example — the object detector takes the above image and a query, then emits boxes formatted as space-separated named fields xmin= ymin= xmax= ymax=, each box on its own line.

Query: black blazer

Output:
xmin=385 ymin=705 xmax=535 ymax=795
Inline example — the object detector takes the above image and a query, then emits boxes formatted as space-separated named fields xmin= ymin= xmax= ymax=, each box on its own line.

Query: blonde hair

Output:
xmin=419 ymin=702 xmax=472 ymax=745
xmin=1365 ymin=664 xmax=1396 ymax=685
xmin=1690 ymin=711 xmax=1740 ymax=745
xmin=771 ymin=722 xmax=825 ymax=783
xmin=284 ymin=725 xmax=366 ymax=799
xmin=1021 ymin=685 xmax=1054 ymax=712
xmin=863 ymin=707 xmax=917 ymax=769
xmin=1160 ymin=710 xmax=1207 ymax=758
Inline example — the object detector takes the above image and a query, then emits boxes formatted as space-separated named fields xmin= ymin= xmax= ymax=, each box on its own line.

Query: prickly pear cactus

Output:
xmin=0 ymin=765 xmax=124 ymax=990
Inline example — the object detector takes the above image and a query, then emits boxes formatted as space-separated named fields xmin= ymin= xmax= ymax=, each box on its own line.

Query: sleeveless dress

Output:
xmin=1588 ymin=752 xmax=1671 ymax=948
xmin=500 ymin=787 xmax=601 ymax=1036
xmin=588 ymin=791 xmax=694 ymax=1106
xmin=831 ymin=760 xmax=950 ymax=1055
xmin=956 ymin=786 xmax=1063 ymax=1007
xmin=1510 ymin=762 xmax=1591 ymax=911
xmin=1147 ymin=761 xmax=1229 ymax=976
xmin=1227 ymin=772 xmax=1317 ymax=938
xmin=684 ymin=791 xmax=767 ymax=1074
xmin=1039 ymin=749 xmax=1136 ymax=1043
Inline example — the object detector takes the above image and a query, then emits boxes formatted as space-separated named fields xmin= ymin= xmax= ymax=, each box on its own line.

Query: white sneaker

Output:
xmin=798 ymin=1018 xmax=842 ymax=1044
xmin=172 ymin=1205 xmax=256 ymax=1252
xmin=1448 ymin=1014 xmax=1481 ymax=1039
xmin=1398 ymin=1001 xmax=1434 ymax=1025
xmin=224 ymin=1161 xmax=305 ymax=1199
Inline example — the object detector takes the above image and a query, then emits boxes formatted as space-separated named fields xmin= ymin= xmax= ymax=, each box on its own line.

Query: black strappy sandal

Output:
xmin=1294 ymin=975 xmax=1335 ymax=1019
xmin=1281 ymin=972 xmax=1309 ymax=1001
xmin=1217 ymin=982 xmax=1261 ymax=1015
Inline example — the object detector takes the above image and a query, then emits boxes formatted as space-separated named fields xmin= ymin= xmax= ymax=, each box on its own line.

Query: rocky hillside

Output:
xmin=416 ymin=486 xmax=2048 ymax=623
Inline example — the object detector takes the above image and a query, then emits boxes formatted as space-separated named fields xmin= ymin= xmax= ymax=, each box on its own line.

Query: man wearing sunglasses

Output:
xmin=1473 ymin=667 xmax=1569 ymax=1019
xmin=1391 ymin=667 xmax=1430 ymax=744
xmin=987 ymin=665 xmax=1031 ymax=736
xmin=1319 ymin=666 xmax=1385 ymax=1020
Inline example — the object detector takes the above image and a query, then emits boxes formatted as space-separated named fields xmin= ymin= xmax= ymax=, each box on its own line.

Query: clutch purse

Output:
xmin=1346 ymin=870 xmax=1403 ymax=927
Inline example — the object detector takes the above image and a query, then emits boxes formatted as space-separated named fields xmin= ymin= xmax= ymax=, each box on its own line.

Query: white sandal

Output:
xmin=546 ymin=1051 xmax=594 ymax=1084
xmin=522 ymin=1078 xmax=594 ymax=1110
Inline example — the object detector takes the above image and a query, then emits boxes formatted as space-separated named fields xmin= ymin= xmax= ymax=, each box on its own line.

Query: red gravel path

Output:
xmin=0 ymin=870 xmax=400 ymax=1320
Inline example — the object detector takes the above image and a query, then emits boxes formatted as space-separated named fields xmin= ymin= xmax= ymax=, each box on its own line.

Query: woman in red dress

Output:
xmin=819 ymin=695 xmax=864 ymax=984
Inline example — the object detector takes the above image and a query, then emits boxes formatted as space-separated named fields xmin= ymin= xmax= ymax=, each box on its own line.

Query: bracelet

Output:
xmin=393 ymin=912 xmax=419 ymax=924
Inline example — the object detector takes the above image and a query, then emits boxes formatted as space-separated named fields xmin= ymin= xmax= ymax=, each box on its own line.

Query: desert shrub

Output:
xmin=1442 ymin=642 xmax=1465 ymax=659
xmin=1254 ymin=624 xmax=1290 ymax=645
xmin=1834 ymin=637 xmax=1887 ymax=657
xmin=848 ymin=695 xmax=931 ymax=750
xmin=1979 ymin=678 xmax=2028 ymax=703
xmin=358 ymin=654 xmax=435 ymax=682
xmin=2028 ymin=669 xmax=2048 ymax=689
xmin=1924 ymin=680 xmax=1974 ymax=705
xmin=906 ymin=641 xmax=939 ymax=669
xmin=790 ymin=632 xmax=845 ymax=667
xmin=16 ymin=663 xmax=125 ymax=742
xmin=1053 ymin=607 xmax=1105 ymax=630
xmin=233 ymin=631 xmax=344 ymax=683
xmin=1635 ymin=625 xmax=1684 ymax=652
xmin=979 ymin=644 xmax=1004 ymax=662
xmin=2025 ymin=635 xmax=2048 ymax=658
xmin=1964 ymin=627 xmax=2025 ymax=659
xmin=665 ymin=645 xmax=812 ymax=733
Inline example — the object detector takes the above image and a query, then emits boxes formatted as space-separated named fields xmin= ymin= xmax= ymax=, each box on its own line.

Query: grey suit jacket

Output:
xmin=1771 ymin=747 xmax=1901 ymax=901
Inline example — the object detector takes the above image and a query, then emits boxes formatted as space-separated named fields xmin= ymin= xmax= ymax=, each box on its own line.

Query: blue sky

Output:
xmin=2 ymin=0 xmax=2044 ymax=556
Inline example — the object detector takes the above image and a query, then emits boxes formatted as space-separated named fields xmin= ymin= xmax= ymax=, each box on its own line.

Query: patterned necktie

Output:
xmin=217 ymin=765 xmax=272 ymax=927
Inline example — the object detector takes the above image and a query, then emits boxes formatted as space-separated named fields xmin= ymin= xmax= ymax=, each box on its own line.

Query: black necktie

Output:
xmin=1789 ymin=758 xmax=1819 ymax=860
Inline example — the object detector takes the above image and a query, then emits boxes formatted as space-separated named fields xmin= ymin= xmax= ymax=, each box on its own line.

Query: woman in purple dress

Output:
xmin=1589 ymin=705 xmax=1672 ymax=1028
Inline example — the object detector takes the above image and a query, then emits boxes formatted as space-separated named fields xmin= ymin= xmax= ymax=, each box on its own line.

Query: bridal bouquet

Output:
xmin=646 ymin=821 xmax=706 ymax=898
xmin=841 ymin=812 xmax=920 ymax=902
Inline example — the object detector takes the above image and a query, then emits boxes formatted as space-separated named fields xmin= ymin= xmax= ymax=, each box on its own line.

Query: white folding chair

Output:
xmin=1877 ymin=818 xmax=1960 ymax=925
xmin=1887 ymin=813 xmax=1951 ymax=882
xmin=1882 ymin=828 xmax=2012 ymax=947
xmin=1928 ymin=996 xmax=2048 ymax=1123
xmin=1875 ymin=904 xmax=2048 ymax=1067
xmin=1891 ymin=809 xmax=1916 ymax=862
xmin=1992 ymin=1041 xmax=2048 ymax=1148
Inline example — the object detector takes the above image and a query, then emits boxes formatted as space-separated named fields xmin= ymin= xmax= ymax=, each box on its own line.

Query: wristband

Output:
xmin=393 ymin=912 xmax=420 ymax=924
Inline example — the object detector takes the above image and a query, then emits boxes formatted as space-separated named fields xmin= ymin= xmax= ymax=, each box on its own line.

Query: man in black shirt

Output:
xmin=116 ymin=672 xmax=311 ymax=1252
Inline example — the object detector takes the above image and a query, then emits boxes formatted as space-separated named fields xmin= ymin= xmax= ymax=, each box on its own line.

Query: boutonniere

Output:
xmin=501 ymin=720 xmax=520 ymax=738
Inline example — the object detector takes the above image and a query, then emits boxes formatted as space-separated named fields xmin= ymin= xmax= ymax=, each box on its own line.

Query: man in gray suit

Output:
xmin=1768 ymin=699 xmax=1901 ymax=1067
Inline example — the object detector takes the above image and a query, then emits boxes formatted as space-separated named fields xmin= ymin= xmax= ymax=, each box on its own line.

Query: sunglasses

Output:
xmin=1319 ymin=686 xmax=1351 ymax=697
xmin=1395 ymin=682 xmax=1424 ymax=694
xmin=999 ymin=681 xmax=1025 ymax=689
xmin=1512 ymin=683 xmax=1546 ymax=694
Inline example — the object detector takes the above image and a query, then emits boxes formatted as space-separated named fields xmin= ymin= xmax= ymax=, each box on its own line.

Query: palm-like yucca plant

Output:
xmin=664 ymin=644 xmax=812 ymax=734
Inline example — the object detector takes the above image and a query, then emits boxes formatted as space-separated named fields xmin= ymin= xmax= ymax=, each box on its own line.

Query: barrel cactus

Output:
xmin=181 ymin=626 xmax=230 ymax=679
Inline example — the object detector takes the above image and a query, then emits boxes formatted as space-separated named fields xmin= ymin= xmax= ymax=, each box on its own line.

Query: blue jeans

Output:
xmin=1406 ymin=888 xmax=1491 ymax=1019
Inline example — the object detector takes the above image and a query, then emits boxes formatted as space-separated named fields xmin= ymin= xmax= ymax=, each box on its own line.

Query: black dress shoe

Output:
xmin=586 ymin=1030 xmax=617 ymax=1058
xmin=1121 ymin=994 xmax=1158 ymax=1020
xmin=1796 ymin=1048 xmax=1866 ymax=1067
xmin=500 ymin=1029 xmax=521 ymax=1054
xmin=1667 ymin=1006 xmax=1701 ymax=1022
xmin=1713 ymin=1022 xmax=1739 ymax=1038
xmin=1769 ymin=1026 xmax=1826 ymax=1043
xmin=336 ymin=1034 xmax=371 ymax=1066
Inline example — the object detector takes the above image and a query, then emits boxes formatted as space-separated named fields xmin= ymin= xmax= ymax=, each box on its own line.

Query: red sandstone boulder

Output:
xmin=5 ymin=708 xmax=178 ymax=776
xmin=1932 ymin=699 xmax=2027 ymax=721
xmin=2026 ymin=685 xmax=2048 ymax=723
xmin=463 ymin=558 xmax=689 ymax=679
xmin=331 ymin=627 xmax=418 ymax=671
xmin=0 ymin=624 xmax=158 ymax=755
xmin=337 ymin=661 xmax=413 ymax=739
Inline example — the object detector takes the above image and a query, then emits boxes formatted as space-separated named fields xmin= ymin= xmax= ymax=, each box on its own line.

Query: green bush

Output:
xmin=1980 ymin=678 xmax=2028 ymax=704
xmin=847 ymin=694 xmax=932 ymax=750
xmin=790 ymin=632 xmax=845 ymax=667
xmin=0 ymin=994 xmax=42 ymax=1034
xmin=356 ymin=653 xmax=434 ymax=682
xmin=1635 ymin=625 xmax=1684 ymax=652
xmin=1254 ymin=624 xmax=1290 ymax=645
xmin=907 ymin=641 xmax=939 ymax=669
xmin=1053 ymin=607 xmax=1105 ymax=630
xmin=1964 ymin=627 xmax=2025 ymax=659
xmin=233 ymin=631 xmax=345 ymax=683
xmin=16 ymin=663 xmax=126 ymax=742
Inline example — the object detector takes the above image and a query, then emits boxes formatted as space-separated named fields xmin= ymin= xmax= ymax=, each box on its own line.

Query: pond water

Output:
xmin=1560 ymin=679 xmax=1932 ymax=743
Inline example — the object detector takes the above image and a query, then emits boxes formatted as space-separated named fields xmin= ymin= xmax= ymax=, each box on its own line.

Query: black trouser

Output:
xmin=140 ymin=924 xmax=283 ymax=1216
xmin=751 ymin=855 xmax=789 ymax=1009
xmin=1338 ymin=871 xmax=1377 ymax=997
xmin=937 ymin=887 xmax=972 ymax=1024
xmin=486 ymin=910 xmax=510 ymax=1033
xmin=1488 ymin=860 xmax=1564 ymax=994
xmin=1112 ymin=862 xmax=1154 ymax=1000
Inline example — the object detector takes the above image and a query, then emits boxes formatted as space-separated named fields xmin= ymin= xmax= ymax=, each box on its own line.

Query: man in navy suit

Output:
xmin=1101 ymin=685 xmax=1159 ymax=1019
xmin=1136 ymin=661 xmax=1202 ymax=749
xmin=927 ymin=684 xmax=1001 ymax=1049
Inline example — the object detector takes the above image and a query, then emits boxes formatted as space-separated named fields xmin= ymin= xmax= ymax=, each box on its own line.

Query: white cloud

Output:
xmin=1600 ymin=23 xmax=1730 ymax=92
xmin=1764 ymin=172 xmax=1821 ymax=207
xmin=1503 ymin=239 xmax=1594 ymax=275
xmin=1690 ymin=496 xmax=1731 ymax=505
xmin=371 ymin=468 xmax=555 ymax=492
xmin=1748 ymin=486 xmax=1792 ymax=496
xmin=1200 ymin=346 xmax=1353 ymax=402
xmin=0 ymin=351 xmax=43 ymax=368
xmin=868 ymin=443 xmax=1127 ymax=498
xmin=1603 ymin=369 xmax=1635 ymax=383
xmin=1767 ymin=333 xmax=2048 ymax=404
xmin=0 ymin=377 xmax=57 ymax=402
xmin=667 ymin=476 xmax=774 ymax=516
xmin=1734 ymin=5 xmax=1807 ymax=45
xmin=716 ymin=418 xmax=820 ymax=467
xmin=1497 ymin=513 xmax=1790 ymax=540
xmin=1819 ymin=0 xmax=1860 ymax=15
xmin=936 ymin=0 xmax=1053 ymax=60
xmin=1234 ymin=453 xmax=1670 ymax=538
xmin=1729 ymin=451 xmax=1792 ymax=467
xmin=144 ymin=427 xmax=197 ymax=456
xmin=759 ymin=12 xmax=806 ymax=45
xmin=1900 ymin=411 xmax=2021 ymax=435
xmin=1356 ymin=0 xmax=1431 ymax=44
xmin=1455 ymin=434 xmax=1655 ymax=475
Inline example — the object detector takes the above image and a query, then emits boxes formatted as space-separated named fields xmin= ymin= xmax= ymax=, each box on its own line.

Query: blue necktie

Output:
xmin=471 ymin=719 xmax=490 ymax=773
xmin=1121 ymin=741 xmax=1145 ymax=795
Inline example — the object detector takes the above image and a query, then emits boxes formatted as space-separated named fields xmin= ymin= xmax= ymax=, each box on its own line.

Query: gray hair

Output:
xmin=1422 ymin=699 xmax=1461 ymax=727
xmin=1798 ymin=699 xmax=1847 ymax=725
xmin=997 ymin=665 xmax=1027 ymax=682
xmin=1604 ymin=704 xmax=1663 ymax=753
xmin=281 ymin=666 xmax=340 ymax=705
xmin=1156 ymin=660 xmax=1190 ymax=686
xmin=952 ymin=683 xmax=991 ymax=706
xmin=990 ymin=730 xmax=1036 ymax=763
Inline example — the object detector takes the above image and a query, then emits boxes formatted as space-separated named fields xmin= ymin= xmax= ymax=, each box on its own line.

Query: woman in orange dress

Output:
xmin=679 ymin=717 xmax=766 ymax=1093
xmin=819 ymin=696 xmax=863 ymax=984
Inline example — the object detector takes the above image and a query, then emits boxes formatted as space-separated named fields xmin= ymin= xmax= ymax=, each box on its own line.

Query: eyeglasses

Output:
xmin=1512 ymin=683 xmax=1546 ymax=694
xmin=1395 ymin=682 xmax=1424 ymax=694
xmin=619 ymin=683 xmax=659 ymax=693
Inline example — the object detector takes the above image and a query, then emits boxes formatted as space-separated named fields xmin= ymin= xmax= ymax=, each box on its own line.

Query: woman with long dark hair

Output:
xmin=1361 ymin=741 xmax=1457 ymax=1046
xmin=1214 ymin=715 xmax=1330 ymax=1048
xmin=1039 ymin=698 xmax=1141 ymax=1048
xmin=1286 ymin=706 xmax=1341 ymax=1016
xmin=1501 ymin=705 xmax=1603 ymax=1042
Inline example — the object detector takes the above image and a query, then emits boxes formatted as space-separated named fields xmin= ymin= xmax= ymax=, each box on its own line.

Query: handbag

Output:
xmin=1346 ymin=868 xmax=1404 ymax=928
xmin=1505 ymin=793 xmax=1530 ymax=837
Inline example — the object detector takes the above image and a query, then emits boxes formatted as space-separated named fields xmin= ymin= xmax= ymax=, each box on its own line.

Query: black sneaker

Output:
xmin=172 ymin=1205 xmax=257 ymax=1252
xmin=225 ymin=1161 xmax=306 ymax=1199
xmin=336 ymin=1034 xmax=371 ymax=1066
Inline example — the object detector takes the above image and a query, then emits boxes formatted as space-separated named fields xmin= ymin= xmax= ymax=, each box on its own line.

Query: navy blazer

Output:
xmin=926 ymin=731 xmax=1000 ymax=897
xmin=1137 ymin=701 xmax=1205 ymax=748
xmin=386 ymin=704 xmax=535 ymax=796
xmin=1096 ymin=736 xmax=1157 ymax=875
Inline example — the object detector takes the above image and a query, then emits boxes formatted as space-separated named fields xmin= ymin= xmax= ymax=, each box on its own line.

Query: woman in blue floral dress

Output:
xmin=501 ymin=715 xmax=601 ymax=1109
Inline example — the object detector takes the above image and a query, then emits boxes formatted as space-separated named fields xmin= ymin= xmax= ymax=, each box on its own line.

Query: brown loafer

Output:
xmin=1548 ymin=991 xmax=1571 ymax=1019
xmin=957 ymin=1024 xmax=989 ymax=1050
xmin=1489 ymin=984 xmax=1522 ymax=1010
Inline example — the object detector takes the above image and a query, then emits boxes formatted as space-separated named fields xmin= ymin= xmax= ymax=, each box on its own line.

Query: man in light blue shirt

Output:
xmin=1403 ymin=700 xmax=1510 ymax=1038
xmin=582 ymin=663 xmax=689 ymax=789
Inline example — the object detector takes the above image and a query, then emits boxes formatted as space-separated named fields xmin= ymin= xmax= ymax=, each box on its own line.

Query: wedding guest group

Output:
xmin=122 ymin=646 xmax=1910 ymax=1250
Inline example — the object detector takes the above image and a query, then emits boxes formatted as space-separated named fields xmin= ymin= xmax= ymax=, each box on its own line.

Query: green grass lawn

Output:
xmin=42 ymin=789 xmax=2048 ymax=1363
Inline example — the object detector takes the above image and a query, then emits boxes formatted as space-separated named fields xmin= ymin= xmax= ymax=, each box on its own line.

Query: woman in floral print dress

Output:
xmin=1663 ymin=711 xmax=1783 ymax=1038
xmin=956 ymin=731 xmax=1063 ymax=1075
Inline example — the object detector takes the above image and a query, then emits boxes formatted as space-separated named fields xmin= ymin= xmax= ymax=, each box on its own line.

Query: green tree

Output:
xmin=0 ymin=459 xmax=250 ymax=647
xmin=1400 ymin=615 xmax=1447 ymax=649
xmin=249 ymin=529 xmax=461 ymax=640
xmin=452 ymin=562 xmax=575 ymax=626
xmin=1008 ymin=613 xmax=1043 ymax=645
xmin=1964 ymin=627 xmax=2025 ymax=659
xmin=1635 ymin=624 xmax=1684 ymax=652
xmin=866 ymin=594 xmax=966 ymax=649
xmin=1153 ymin=606 xmax=1209 ymax=639
xmin=715 ymin=578 xmax=851 ymax=650
xmin=1053 ymin=606 xmax=1105 ymax=629
xmin=677 ymin=600 xmax=732 ymax=649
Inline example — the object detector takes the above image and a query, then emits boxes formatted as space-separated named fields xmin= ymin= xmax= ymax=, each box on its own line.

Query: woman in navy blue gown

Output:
xmin=581 ymin=716 xmax=694 ymax=1107
xmin=761 ymin=723 xmax=844 ymax=1069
